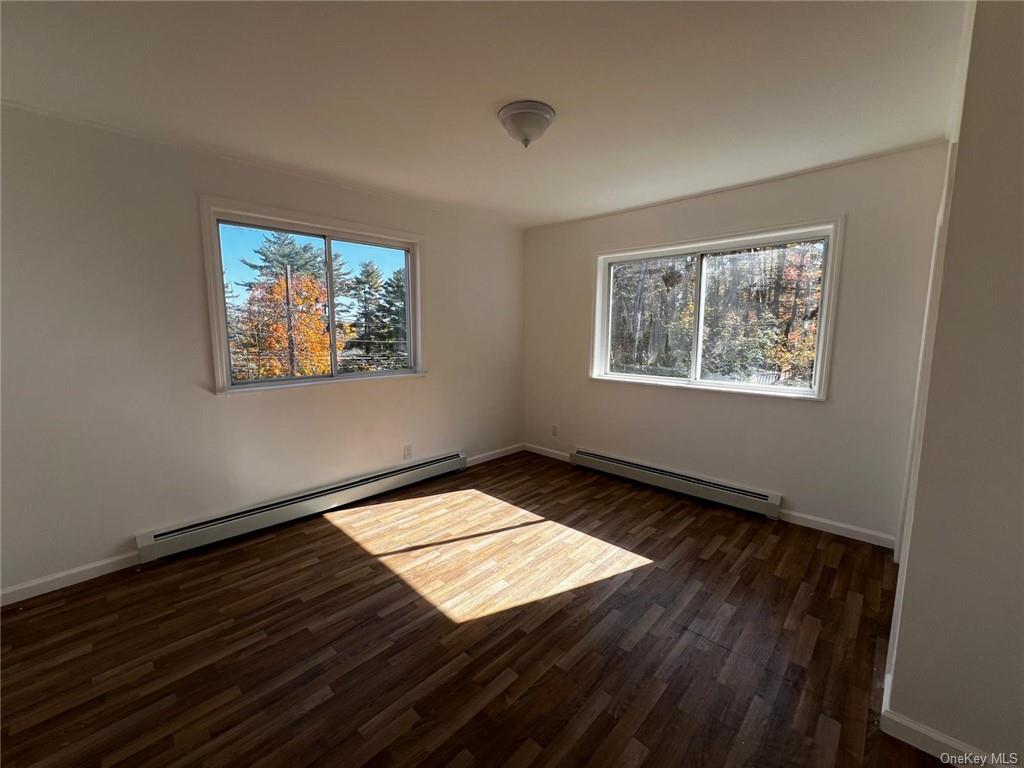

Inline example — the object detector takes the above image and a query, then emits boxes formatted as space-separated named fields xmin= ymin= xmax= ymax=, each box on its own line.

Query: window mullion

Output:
xmin=691 ymin=254 xmax=706 ymax=381
xmin=403 ymin=248 xmax=413 ymax=369
xmin=325 ymin=237 xmax=338 ymax=378
xmin=605 ymin=262 xmax=615 ymax=375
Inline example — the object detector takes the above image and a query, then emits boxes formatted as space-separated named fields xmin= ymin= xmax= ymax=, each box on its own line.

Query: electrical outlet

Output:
xmin=403 ymin=445 xmax=413 ymax=460
xmin=551 ymin=425 xmax=559 ymax=437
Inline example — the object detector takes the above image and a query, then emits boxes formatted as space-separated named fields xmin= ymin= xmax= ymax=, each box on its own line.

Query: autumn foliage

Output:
xmin=609 ymin=240 xmax=825 ymax=388
xmin=225 ymin=230 xmax=405 ymax=383
xmin=231 ymin=273 xmax=331 ymax=379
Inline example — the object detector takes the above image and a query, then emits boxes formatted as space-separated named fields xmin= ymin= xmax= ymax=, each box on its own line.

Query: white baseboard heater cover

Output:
xmin=136 ymin=452 xmax=466 ymax=563
xmin=571 ymin=449 xmax=781 ymax=519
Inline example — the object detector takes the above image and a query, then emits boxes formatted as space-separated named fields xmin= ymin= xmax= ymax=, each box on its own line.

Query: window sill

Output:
xmin=590 ymin=372 xmax=825 ymax=401
xmin=218 ymin=369 xmax=427 ymax=394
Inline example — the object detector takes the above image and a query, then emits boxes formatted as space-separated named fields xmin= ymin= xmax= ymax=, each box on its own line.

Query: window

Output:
xmin=594 ymin=224 xmax=838 ymax=399
xmin=203 ymin=199 xmax=419 ymax=391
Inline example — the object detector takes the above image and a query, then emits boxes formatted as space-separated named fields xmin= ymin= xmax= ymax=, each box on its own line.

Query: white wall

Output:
xmin=1 ymin=107 xmax=523 ymax=590
xmin=884 ymin=1 xmax=1023 ymax=756
xmin=522 ymin=142 xmax=949 ymax=543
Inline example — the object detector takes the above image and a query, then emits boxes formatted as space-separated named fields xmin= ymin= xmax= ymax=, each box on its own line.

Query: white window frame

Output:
xmin=200 ymin=196 xmax=424 ymax=393
xmin=591 ymin=220 xmax=843 ymax=401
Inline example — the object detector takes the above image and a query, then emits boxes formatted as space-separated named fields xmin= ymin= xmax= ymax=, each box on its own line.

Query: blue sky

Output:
xmin=218 ymin=222 xmax=406 ymax=298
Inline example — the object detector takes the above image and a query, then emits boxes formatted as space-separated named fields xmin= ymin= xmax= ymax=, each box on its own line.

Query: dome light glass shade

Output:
xmin=497 ymin=101 xmax=556 ymax=147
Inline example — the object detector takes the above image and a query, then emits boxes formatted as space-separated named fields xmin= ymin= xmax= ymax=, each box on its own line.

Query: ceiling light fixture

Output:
xmin=497 ymin=100 xmax=556 ymax=148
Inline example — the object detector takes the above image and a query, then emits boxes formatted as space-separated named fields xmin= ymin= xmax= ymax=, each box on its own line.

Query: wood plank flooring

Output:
xmin=1 ymin=452 xmax=939 ymax=767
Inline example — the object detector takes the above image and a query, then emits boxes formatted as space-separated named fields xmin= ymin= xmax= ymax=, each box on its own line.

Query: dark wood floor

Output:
xmin=1 ymin=452 xmax=939 ymax=767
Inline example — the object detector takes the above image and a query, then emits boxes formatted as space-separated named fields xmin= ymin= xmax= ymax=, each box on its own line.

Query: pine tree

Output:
xmin=240 ymin=232 xmax=324 ymax=285
xmin=332 ymin=254 xmax=353 ymax=305
xmin=381 ymin=268 xmax=408 ymax=363
xmin=351 ymin=261 xmax=385 ymax=355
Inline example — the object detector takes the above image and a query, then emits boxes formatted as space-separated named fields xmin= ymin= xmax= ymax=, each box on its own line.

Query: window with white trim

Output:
xmin=203 ymin=200 xmax=419 ymax=391
xmin=594 ymin=225 xmax=837 ymax=399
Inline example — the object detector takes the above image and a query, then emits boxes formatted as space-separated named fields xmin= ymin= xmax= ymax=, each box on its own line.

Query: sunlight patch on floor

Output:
xmin=323 ymin=489 xmax=652 ymax=622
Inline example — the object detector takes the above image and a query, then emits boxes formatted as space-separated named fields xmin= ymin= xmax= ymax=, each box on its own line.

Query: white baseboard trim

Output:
xmin=466 ymin=444 xmax=525 ymax=466
xmin=1 ymin=552 xmax=140 ymax=606
xmin=0 ymin=456 xmax=891 ymax=605
xmin=3 ymin=448 xmax=521 ymax=606
xmin=523 ymin=443 xmax=572 ymax=462
xmin=779 ymin=508 xmax=895 ymax=548
xmin=880 ymin=708 xmax=988 ymax=760
xmin=522 ymin=446 xmax=895 ymax=548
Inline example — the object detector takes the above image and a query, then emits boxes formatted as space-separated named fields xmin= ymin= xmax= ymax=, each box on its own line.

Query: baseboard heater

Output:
xmin=136 ymin=452 xmax=466 ymax=563
xmin=571 ymin=449 xmax=781 ymax=519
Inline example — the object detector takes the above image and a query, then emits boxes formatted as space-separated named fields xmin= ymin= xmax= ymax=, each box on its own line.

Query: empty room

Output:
xmin=1 ymin=2 xmax=1021 ymax=766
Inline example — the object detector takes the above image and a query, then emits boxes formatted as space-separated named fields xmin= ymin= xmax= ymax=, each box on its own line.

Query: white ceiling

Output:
xmin=2 ymin=2 xmax=968 ymax=225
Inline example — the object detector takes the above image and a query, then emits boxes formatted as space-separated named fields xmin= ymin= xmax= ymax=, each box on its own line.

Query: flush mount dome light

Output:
xmin=497 ymin=100 xmax=556 ymax=148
